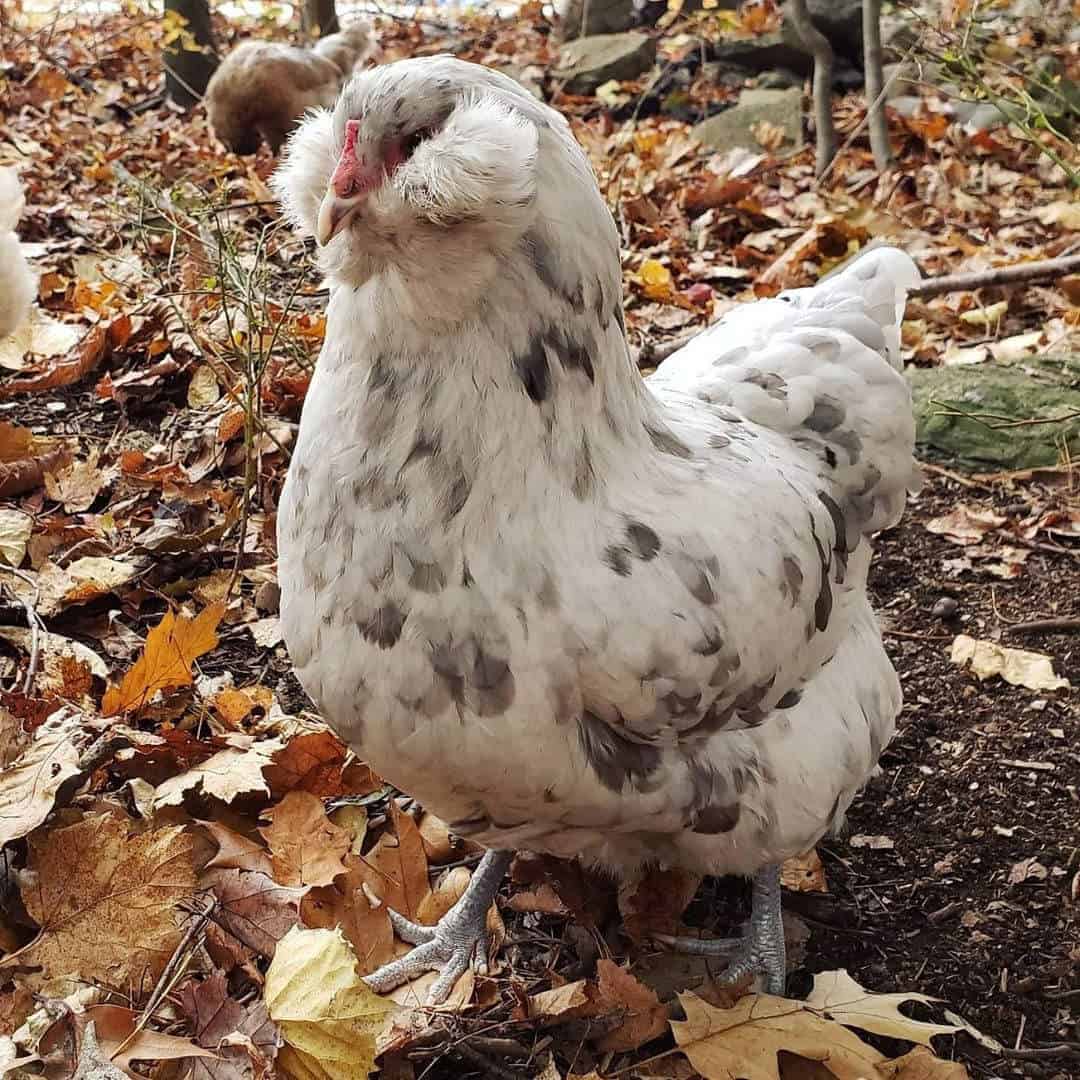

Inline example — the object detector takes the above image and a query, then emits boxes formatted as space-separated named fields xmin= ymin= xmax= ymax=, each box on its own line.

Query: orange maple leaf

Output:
xmin=102 ymin=603 xmax=225 ymax=716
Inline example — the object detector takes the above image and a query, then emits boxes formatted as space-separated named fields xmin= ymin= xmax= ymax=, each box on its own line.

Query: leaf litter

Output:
xmin=0 ymin=0 xmax=1076 ymax=1076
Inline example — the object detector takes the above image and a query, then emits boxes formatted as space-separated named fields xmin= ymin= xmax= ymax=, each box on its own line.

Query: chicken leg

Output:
xmin=364 ymin=848 xmax=513 ymax=1004
xmin=657 ymin=864 xmax=787 ymax=995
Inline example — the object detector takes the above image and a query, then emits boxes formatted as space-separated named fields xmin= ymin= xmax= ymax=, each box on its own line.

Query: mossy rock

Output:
xmin=909 ymin=363 xmax=1080 ymax=471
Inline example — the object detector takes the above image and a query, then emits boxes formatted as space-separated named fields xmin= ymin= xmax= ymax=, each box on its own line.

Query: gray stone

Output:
xmin=710 ymin=31 xmax=811 ymax=78
xmin=555 ymin=32 xmax=656 ymax=94
xmin=757 ymin=68 xmax=803 ymax=90
xmin=692 ymin=87 xmax=803 ymax=152
xmin=910 ymin=364 xmax=1080 ymax=471
xmin=559 ymin=0 xmax=638 ymax=40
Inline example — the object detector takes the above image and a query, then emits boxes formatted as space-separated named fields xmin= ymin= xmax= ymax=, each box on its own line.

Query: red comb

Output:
xmin=341 ymin=119 xmax=362 ymax=166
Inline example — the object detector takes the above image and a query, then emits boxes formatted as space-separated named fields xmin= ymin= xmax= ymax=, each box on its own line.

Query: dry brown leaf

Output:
xmin=414 ymin=866 xmax=471 ymax=925
xmin=507 ymin=881 xmax=571 ymax=916
xmin=528 ymin=980 xmax=591 ymax=1022
xmin=671 ymin=992 xmax=887 ymax=1080
xmin=201 ymin=867 xmax=302 ymax=960
xmin=264 ymin=730 xmax=379 ymax=798
xmin=155 ymin=738 xmax=282 ymax=808
xmin=950 ymin=635 xmax=1070 ymax=691
xmin=593 ymin=959 xmax=668 ymax=1052
xmin=924 ymin=506 xmax=1006 ymax=545
xmin=781 ymin=850 xmax=828 ymax=894
xmin=417 ymin=812 xmax=473 ymax=864
xmin=260 ymin=790 xmax=350 ymax=888
xmin=179 ymin=969 xmax=280 ymax=1080
xmin=300 ymin=863 xmax=396 ymax=976
xmin=355 ymin=802 xmax=431 ymax=920
xmin=202 ymin=820 xmax=274 ymax=875
xmin=881 ymin=1048 xmax=969 ymax=1079
xmin=803 ymin=970 xmax=961 ymax=1047
xmin=0 ymin=324 xmax=109 ymax=396
xmin=44 ymin=453 xmax=108 ymax=513
xmin=0 ymin=708 xmax=87 ymax=848
xmin=6 ymin=814 xmax=195 ymax=987
xmin=102 ymin=602 xmax=225 ymax=715
xmin=80 ymin=1005 xmax=220 ymax=1072
xmin=619 ymin=866 xmax=701 ymax=942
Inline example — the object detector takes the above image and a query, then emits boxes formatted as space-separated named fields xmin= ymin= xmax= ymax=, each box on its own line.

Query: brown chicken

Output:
xmin=205 ymin=22 xmax=375 ymax=156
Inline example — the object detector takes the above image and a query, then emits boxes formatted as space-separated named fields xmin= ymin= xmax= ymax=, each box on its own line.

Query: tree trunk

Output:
xmin=786 ymin=0 xmax=837 ymax=178
xmin=302 ymin=0 xmax=340 ymax=37
xmin=863 ymin=0 xmax=892 ymax=169
xmin=163 ymin=0 xmax=219 ymax=110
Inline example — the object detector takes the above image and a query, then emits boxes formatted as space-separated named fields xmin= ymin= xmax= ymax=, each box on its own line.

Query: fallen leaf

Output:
xmin=620 ymin=866 xmax=700 ymax=942
xmin=593 ymin=960 xmax=668 ymax=1052
xmin=155 ymin=738 xmax=282 ymax=808
xmin=81 ymin=1005 xmax=220 ymax=1071
xmin=300 ymin=865 xmax=395 ymax=975
xmin=849 ymin=835 xmax=895 ymax=851
xmin=188 ymin=364 xmax=222 ymax=408
xmin=804 ymin=970 xmax=961 ymax=1047
xmin=781 ymin=850 xmax=828 ymax=894
xmin=636 ymin=259 xmax=676 ymax=303
xmin=265 ymin=926 xmax=398 ymax=1080
xmin=179 ymin=969 xmax=280 ymax=1080
xmin=265 ymin=730 xmax=376 ymax=798
xmin=529 ymin=980 xmax=591 ymax=1022
xmin=260 ymin=791 xmax=350 ymax=888
xmin=102 ymin=602 xmax=225 ymax=715
xmin=0 ymin=708 xmax=87 ymax=848
xmin=0 ymin=309 xmax=79 ymax=371
xmin=1007 ymin=857 xmax=1049 ymax=885
xmin=0 ymin=510 xmax=32 ymax=566
xmin=44 ymin=453 xmax=108 ymax=513
xmin=203 ymin=820 xmax=274 ymax=875
xmin=881 ymin=1047 xmax=970 ymax=1079
xmin=671 ymin=991 xmax=886 ymax=1080
xmin=202 ymin=868 xmax=302 ymax=961
xmin=354 ymin=802 xmax=431 ymax=920
xmin=0 ymin=324 xmax=109 ymax=396
xmin=5 ymin=814 xmax=195 ymax=987
xmin=950 ymin=635 xmax=1070 ymax=691
xmin=925 ymin=505 xmax=1005 ymax=544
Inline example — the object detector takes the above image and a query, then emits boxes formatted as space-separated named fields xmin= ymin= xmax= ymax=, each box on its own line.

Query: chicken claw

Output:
xmin=364 ymin=849 xmax=513 ymax=1005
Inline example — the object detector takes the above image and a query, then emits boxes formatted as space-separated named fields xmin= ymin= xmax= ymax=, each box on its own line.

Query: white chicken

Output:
xmin=272 ymin=56 xmax=920 ymax=1003
xmin=204 ymin=22 xmax=375 ymax=156
xmin=0 ymin=168 xmax=36 ymax=341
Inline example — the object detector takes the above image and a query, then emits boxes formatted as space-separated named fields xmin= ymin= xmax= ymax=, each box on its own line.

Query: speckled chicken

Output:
xmin=0 ymin=168 xmax=35 ymax=341
xmin=205 ymin=22 xmax=375 ymax=155
xmin=272 ymin=56 xmax=920 ymax=1002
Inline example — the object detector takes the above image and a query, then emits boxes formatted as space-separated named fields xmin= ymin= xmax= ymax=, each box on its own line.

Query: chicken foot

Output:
xmin=656 ymin=863 xmax=787 ymax=995
xmin=364 ymin=848 xmax=513 ymax=1004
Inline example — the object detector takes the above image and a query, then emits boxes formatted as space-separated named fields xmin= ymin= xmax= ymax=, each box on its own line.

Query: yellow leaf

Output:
xmin=0 ymin=509 xmax=32 ymax=567
xmin=637 ymin=259 xmax=675 ymax=302
xmin=950 ymin=634 xmax=1070 ymax=691
xmin=265 ymin=926 xmax=398 ymax=1080
xmin=102 ymin=602 xmax=225 ymax=715
xmin=804 ymin=970 xmax=962 ymax=1048
xmin=958 ymin=301 xmax=1007 ymax=326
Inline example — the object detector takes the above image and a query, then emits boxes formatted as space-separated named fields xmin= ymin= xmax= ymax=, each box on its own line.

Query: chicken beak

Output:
xmin=315 ymin=189 xmax=363 ymax=247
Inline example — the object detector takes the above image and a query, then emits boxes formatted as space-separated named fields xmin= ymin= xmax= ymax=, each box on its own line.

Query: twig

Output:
xmin=786 ymin=0 xmax=836 ymax=177
xmin=1003 ymin=617 xmax=1080 ymax=635
xmin=449 ymin=1042 xmax=525 ymax=1080
xmin=910 ymin=253 xmax=1080 ymax=297
xmin=862 ymin=0 xmax=892 ymax=169
xmin=996 ymin=1043 xmax=1080 ymax=1062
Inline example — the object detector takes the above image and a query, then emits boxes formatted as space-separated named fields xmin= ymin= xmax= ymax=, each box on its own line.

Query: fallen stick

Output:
xmin=1003 ymin=616 xmax=1080 ymax=636
xmin=636 ymin=252 xmax=1080 ymax=367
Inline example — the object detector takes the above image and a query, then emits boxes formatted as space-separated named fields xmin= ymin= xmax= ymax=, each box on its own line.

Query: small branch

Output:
xmin=996 ymin=1043 xmax=1080 ymax=1062
xmin=910 ymin=253 xmax=1080 ymax=297
xmin=862 ymin=0 xmax=892 ymax=169
xmin=1003 ymin=617 xmax=1080 ymax=636
xmin=786 ymin=0 xmax=837 ymax=177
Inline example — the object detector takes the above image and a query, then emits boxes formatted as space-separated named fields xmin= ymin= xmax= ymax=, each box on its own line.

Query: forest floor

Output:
xmin=0 ymin=2 xmax=1077 ymax=1080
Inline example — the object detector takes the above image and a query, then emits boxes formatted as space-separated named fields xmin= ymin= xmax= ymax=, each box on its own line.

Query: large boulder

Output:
xmin=555 ymin=32 xmax=657 ymax=94
xmin=910 ymin=364 xmax=1080 ymax=471
xmin=692 ymin=86 xmax=803 ymax=152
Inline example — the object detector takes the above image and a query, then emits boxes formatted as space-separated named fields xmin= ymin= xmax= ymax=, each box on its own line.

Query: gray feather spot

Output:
xmin=408 ymin=560 xmax=445 ymax=593
xmin=804 ymin=396 xmax=846 ymax=433
xmin=523 ymin=230 xmax=585 ymax=310
xmin=664 ymin=688 xmax=702 ymax=717
xmin=776 ymin=688 xmax=803 ymax=709
xmin=626 ymin=521 xmax=660 ymax=560
xmin=811 ymin=528 xmax=832 ymax=633
xmin=708 ymin=653 xmax=741 ymax=687
xmin=708 ymin=433 xmax=731 ymax=449
xmin=513 ymin=335 xmax=550 ymax=404
xmin=448 ymin=813 xmax=490 ymax=836
xmin=572 ymin=436 xmax=595 ymax=500
xmin=358 ymin=603 xmax=405 ymax=649
xmin=645 ymin=422 xmax=692 ymax=459
xmin=782 ymin=555 xmax=803 ymax=604
xmin=403 ymin=433 xmax=440 ymax=469
xmin=693 ymin=626 xmax=724 ymax=656
xmin=537 ymin=569 xmax=559 ymax=610
xmin=577 ymin=711 xmax=661 ymax=793
xmin=603 ymin=544 xmax=632 ymax=577
xmin=831 ymin=429 xmax=863 ymax=463
xmin=669 ymin=551 xmax=716 ymax=606
xmin=744 ymin=369 xmax=787 ymax=400
xmin=445 ymin=473 xmax=470 ymax=521
xmin=693 ymin=802 xmax=741 ymax=834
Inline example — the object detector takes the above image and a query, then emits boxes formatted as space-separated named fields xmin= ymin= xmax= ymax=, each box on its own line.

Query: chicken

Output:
xmin=272 ymin=56 xmax=920 ymax=1003
xmin=0 ymin=168 xmax=35 ymax=341
xmin=204 ymin=22 xmax=375 ymax=156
